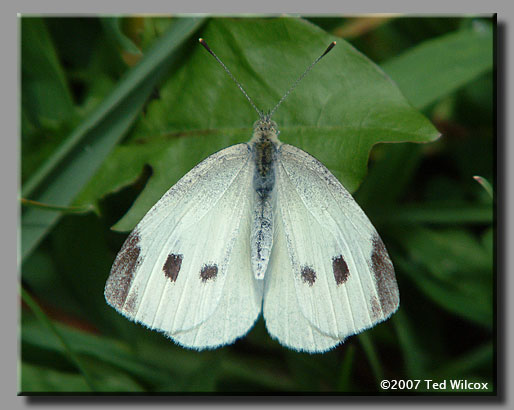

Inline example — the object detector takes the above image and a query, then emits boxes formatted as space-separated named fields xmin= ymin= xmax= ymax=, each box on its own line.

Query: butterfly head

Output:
xmin=252 ymin=115 xmax=280 ymax=145
xmin=254 ymin=113 xmax=278 ymax=134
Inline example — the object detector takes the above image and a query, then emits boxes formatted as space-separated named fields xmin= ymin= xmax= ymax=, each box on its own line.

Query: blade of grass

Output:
xmin=21 ymin=18 xmax=75 ymax=127
xmin=337 ymin=345 xmax=356 ymax=391
xmin=20 ymin=286 xmax=99 ymax=391
xmin=395 ymin=255 xmax=492 ymax=328
xmin=370 ymin=202 xmax=493 ymax=225
xmin=22 ymin=316 xmax=174 ymax=386
xmin=21 ymin=363 xmax=91 ymax=393
xmin=358 ymin=332 xmax=383 ymax=386
xmin=473 ymin=175 xmax=493 ymax=198
xmin=21 ymin=18 xmax=203 ymax=198
xmin=21 ymin=17 xmax=205 ymax=262
xmin=219 ymin=358 xmax=297 ymax=391
xmin=20 ymin=198 xmax=94 ymax=214
xmin=429 ymin=342 xmax=493 ymax=379
xmin=100 ymin=17 xmax=142 ymax=57
xmin=391 ymin=310 xmax=430 ymax=379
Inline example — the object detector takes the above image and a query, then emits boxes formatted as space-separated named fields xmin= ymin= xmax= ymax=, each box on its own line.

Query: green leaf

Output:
xmin=337 ymin=345 xmax=356 ymax=391
xmin=371 ymin=202 xmax=493 ymax=225
xmin=395 ymin=227 xmax=493 ymax=329
xmin=178 ymin=355 xmax=222 ymax=392
xmin=21 ymin=198 xmax=94 ymax=214
xmin=21 ymin=363 xmax=90 ymax=393
xmin=22 ymin=249 xmax=86 ymax=317
xmin=218 ymin=355 xmax=297 ymax=391
xmin=100 ymin=17 xmax=142 ymax=56
xmin=74 ymin=139 xmax=170 ymax=210
xmin=382 ymin=22 xmax=493 ymax=109
xmin=21 ymin=18 xmax=75 ymax=127
xmin=357 ymin=23 xmax=494 ymax=209
xmin=399 ymin=227 xmax=491 ymax=279
xmin=21 ymin=315 xmax=173 ymax=387
xmin=399 ymin=272 xmax=492 ymax=329
xmin=391 ymin=310 xmax=431 ymax=379
xmin=20 ymin=287 xmax=100 ymax=391
xmin=49 ymin=214 xmax=119 ymax=331
xmin=20 ymin=362 xmax=145 ymax=393
xmin=21 ymin=17 xmax=80 ymax=183
xmin=355 ymin=143 xmax=424 ymax=207
xmin=429 ymin=342 xmax=493 ymax=380
xmin=284 ymin=349 xmax=339 ymax=391
xmin=21 ymin=17 xmax=205 ymax=261
xmin=84 ymin=17 xmax=437 ymax=231
xmin=358 ymin=333 xmax=383 ymax=386
xmin=473 ymin=175 xmax=493 ymax=198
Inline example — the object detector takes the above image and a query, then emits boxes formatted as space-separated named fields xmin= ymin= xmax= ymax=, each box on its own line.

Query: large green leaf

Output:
xmin=356 ymin=23 xmax=493 ymax=207
xmin=78 ymin=17 xmax=438 ymax=231
xmin=382 ymin=21 xmax=493 ymax=110
xmin=20 ymin=17 xmax=205 ymax=261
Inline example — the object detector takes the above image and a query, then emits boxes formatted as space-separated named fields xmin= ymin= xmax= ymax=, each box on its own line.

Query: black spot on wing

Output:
xmin=163 ymin=253 xmax=183 ymax=282
xmin=370 ymin=234 xmax=399 ymax=316
xmin=105 ymin=230 xmax=141 ymax=309
xmin=332 ymin=255 xmax=349 ymax=285
xmin=301 ymin=266 xmax=316 ymax=286
xmin=200 ymin=264 xmax=218 ymax=282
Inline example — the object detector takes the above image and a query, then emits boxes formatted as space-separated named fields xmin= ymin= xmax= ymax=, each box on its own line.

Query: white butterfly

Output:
xmin=105 ymin=39 xmax=399 ymax=353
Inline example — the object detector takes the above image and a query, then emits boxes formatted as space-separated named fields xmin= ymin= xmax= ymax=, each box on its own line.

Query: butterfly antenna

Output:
xmin=199 ymin=38 xmax=262 ymax=118
xmin=269 ymin=41 xmax=336 ymax=118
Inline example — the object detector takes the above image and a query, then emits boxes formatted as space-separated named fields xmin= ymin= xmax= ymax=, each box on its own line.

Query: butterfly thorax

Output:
xmin=251 ymin=118 xmax=280 ymax=175
xmin=250 ymin=117 xmax=281 ymax=198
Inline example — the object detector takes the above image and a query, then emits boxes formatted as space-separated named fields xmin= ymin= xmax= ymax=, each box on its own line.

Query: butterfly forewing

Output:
xmin=271 ymin=144 xmax=399 ymax=340
xmin=105 ymin=144 xmax=261 ymax=339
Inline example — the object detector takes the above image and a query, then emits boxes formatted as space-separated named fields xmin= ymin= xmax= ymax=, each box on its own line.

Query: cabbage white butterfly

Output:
xmin=105 ymin=39 xmax=399 ymax=353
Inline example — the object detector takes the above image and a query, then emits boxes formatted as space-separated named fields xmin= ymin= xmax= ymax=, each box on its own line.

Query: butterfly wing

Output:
xmin=264 ymin=143 xmax=399 ymax=350
xmin=171 ymin=206 xmax=264 ymax=349
xmin=263 ymin=211 xmax=341 ymax=352
xmin=105 ymin=143 xmax=264 ymax=348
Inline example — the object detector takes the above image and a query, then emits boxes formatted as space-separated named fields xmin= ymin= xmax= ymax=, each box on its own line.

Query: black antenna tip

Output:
xmin=199 ymin=38 xmax=212 ymax=53
xmin=321 ymin=41 xmax=337 ymax=58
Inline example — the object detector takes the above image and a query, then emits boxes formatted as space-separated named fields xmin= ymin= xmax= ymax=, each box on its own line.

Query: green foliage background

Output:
xmin=20 ymin=16 xmax=494 ymax=393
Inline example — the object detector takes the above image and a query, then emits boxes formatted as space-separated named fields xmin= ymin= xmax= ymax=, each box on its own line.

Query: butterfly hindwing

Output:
xmin=105 ymin=143 xmax=264 ymax=344
xmin=171 ymin=204 xmax=264 ymax=349
xmin=272 ymin=143 xmax=399 ymax=341
xmin=263 ymin=212 xmax=342 ymax=353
